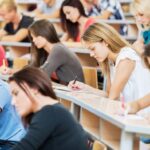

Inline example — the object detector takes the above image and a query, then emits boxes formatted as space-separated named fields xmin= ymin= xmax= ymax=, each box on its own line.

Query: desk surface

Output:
xmin=54 ymin=86 xmax=150 ymax=136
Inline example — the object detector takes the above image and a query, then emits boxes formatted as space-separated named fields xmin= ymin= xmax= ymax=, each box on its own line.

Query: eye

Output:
xmin=12 ymin=90 xmax=19 ymax=96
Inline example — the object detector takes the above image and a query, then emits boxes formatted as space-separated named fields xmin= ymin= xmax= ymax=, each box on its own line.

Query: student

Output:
xmin=0 ymin=79 xmax=25 ymax=150
xmin=33 ymin=0 xmax=63 ymax=19
xmin=9 ymin=66 xmax=91 ymax=150
xmin=29 ymin=19 xmax=84 ymax=85
xmin=0 ymin=0 xmax=34 ymax=58
xmin=81 ymin=0 xmax=124 ymax=19
xmin=126 ymin=43 xmax=150 ymax=114
xmin=81 ymin=0 xmax=126 ymax=35
xmin=131 ymin=0 xmax=150 ymax=53
xmin=60 ymin=0 xmax=95 ymax=42
xmin=69 ymin=23 xmax=150 ymax=102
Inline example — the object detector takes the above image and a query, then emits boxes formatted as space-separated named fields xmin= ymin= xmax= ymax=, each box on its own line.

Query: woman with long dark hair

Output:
xmin=60 ymin=0 xmax=95 ymax=42
xmin=9 ymin=66 xmax=91 ymax=150
xmin=29 ymin=19 xmax=84 ymax=85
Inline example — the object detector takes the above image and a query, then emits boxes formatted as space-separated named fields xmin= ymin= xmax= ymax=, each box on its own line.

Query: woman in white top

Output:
xmin=69 ymin=22 xmax=150 ymax=102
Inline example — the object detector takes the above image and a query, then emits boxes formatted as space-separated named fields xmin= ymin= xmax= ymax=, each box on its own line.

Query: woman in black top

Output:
xmin=29 ymin=19 xmax=84 ymax=85
xmin=9 ymin=66 xmax=91 ymax=150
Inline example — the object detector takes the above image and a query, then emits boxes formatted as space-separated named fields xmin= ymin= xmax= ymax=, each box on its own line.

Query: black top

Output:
xmin=41 ymin=43 xmax=85 ymax=84
xmin=4 ymin=15 xmax=34 ymax=42
xmin=12 ymin=104 xmax=90 ymax=150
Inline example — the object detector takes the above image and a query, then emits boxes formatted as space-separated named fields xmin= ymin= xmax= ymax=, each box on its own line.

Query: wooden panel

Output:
xmin=76 ymin=53 xmax=97 ymax=67
xmin=60 ymin=99 xmax=72 ymax=111
xmin=13 ymin=58 xmax=28 ymax=70
xmin=83 ymin=66 xmax=98 ymax=88
xmin=93 ymin=140 xmax=107 ymax=150
xmin=80 ymin=108 xmax=101 ymax=139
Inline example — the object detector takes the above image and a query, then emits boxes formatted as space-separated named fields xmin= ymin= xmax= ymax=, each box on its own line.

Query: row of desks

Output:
xmin=53 ymin=84 xmax=150 ymax=150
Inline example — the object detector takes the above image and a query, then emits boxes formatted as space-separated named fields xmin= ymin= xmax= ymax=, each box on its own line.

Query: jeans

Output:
xmin=0 ymin=140 xmax=17 ymax=150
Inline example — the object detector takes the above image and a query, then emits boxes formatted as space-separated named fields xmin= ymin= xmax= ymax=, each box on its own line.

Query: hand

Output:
xmin=115 ymin=102 xmax=131 ymax=116
xmin=68 ymin=80 xmax=93 ymax=91
xmin=0 ymin=66 xmax=13 ymax=75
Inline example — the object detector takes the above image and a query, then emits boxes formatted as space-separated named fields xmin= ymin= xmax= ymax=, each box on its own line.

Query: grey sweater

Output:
xmin=41 ymin=43 xmax=84 ymax=84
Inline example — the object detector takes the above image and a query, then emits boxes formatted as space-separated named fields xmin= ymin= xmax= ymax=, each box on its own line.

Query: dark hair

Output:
xmin=60 ymin=0 xmax=87 ymax=41
xmin=28 ymin=19 xmax=60 ymax=67
xmin=9 ymin=66 xmax=57 ymax=123
xmin=143 ymin=43 xmax=150 ymax=69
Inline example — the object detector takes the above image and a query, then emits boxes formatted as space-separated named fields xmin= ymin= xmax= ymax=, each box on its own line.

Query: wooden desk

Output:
xmin=54 ymin=85 xmax=150 ymax=150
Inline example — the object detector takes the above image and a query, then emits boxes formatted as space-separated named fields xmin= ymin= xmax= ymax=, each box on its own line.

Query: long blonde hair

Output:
xmin=0 ymin=0 xmax=17 ymax=11
xmin=82 ymin=22 xmax=131 ymax=75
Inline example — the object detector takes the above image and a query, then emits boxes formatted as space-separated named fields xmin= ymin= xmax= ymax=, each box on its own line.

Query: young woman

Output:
xmin=9 ymin=66 xmax=91 ymax=150
xmin=60 ymin=0 xmax=95 ymax=42
xmin=131 ymin=0 xmax=150 ymax=53
xmin=69 ymin=22 xmax=150 ymax=103
xmin=0 ymin=0 xmax=34 ymax=58
xmin=29 ymin=19 xmax=84 ymax=85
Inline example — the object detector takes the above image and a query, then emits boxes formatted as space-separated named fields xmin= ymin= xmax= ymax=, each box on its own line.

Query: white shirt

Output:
xmin=110 ymin=47 xmax=150 ymax=102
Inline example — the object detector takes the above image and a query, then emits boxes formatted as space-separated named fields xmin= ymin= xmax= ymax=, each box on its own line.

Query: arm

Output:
xmin=1 ymin=29 xmax=28 ymax=42
xmin=109 ymin=59 xmax=135 ymax=100
xmin=41 ymin=47 xmax=66 ymax=77
xmin=95 ymin=10 xmax=112 ymax=19
xmin=128 ymin=93 xmax=150 ymax=114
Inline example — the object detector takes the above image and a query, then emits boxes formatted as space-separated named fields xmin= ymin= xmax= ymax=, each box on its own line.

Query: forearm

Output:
xmin=128 ymin=93 xmax=150 ymax=114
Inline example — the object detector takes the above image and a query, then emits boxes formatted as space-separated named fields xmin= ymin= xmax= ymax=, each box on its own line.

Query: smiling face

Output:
xmin=10 ymin=81 xmax=33 ymax=117
xmin=30 ymin=32 xmax=48 ymax=49
xmin=63 ymin=6 xmax=80 ymax=23
xmin=135 ymin=12 xmax=150 ymax=26
xmin=0 ymin=6 xmax=16 ymax=23
xmin=83 ymin=40 xmax=110 ymax=63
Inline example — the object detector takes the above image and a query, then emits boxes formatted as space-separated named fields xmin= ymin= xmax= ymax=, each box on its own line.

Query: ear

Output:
xmin=102 ymin=40 xmax=109 ymax=47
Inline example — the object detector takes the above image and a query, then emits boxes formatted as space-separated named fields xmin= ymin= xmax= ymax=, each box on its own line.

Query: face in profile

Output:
xmin=0 ymin=6 xmax=16 ymax=23
xmin=10 ymin=81 xmax=33 ymax=117
xmin=83 ymin=40 xmax=109 ymax=63
xmin=63 ymin=6 xmax=80 ymax=23
xmin=30 ymin=32 xmax=48 ymax=49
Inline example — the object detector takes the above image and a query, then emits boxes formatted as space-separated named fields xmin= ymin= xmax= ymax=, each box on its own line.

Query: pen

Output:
xmin=73 ymin=75 xmax=78 ymax=84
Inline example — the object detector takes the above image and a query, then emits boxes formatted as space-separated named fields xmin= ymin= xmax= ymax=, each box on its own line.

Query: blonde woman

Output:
xmin=69 ymin=22 xmax=150 ymax=103
xmin=131 ymin=0 xmax=150 ymax=53
xmin=0 ymin=0 xmax=33 ymax=58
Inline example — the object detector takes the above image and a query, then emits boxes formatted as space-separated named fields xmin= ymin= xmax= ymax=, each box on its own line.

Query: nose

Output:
xmin=66 ymin=14 xmax=70 ymax=20
xmin=32 ymin=37 xmax=37 ymax=43
xmin=136 ymin=16 xmax=143 ymax=22
xmin=11 ymin=97 xmax=16 ymax=106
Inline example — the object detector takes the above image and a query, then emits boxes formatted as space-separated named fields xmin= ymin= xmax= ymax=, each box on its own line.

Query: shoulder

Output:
xmin=85 ymin=18 xmax=95 ymax=30
xmin=21 ymin=15 xmax=34 ymax=25
xmin=31 ymin=104 xmax=68 ymax=123
xmin=116 ymin=47 xmax=140 ymax=67
xmin=52 ymin=43 xmax=70 ymax=54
